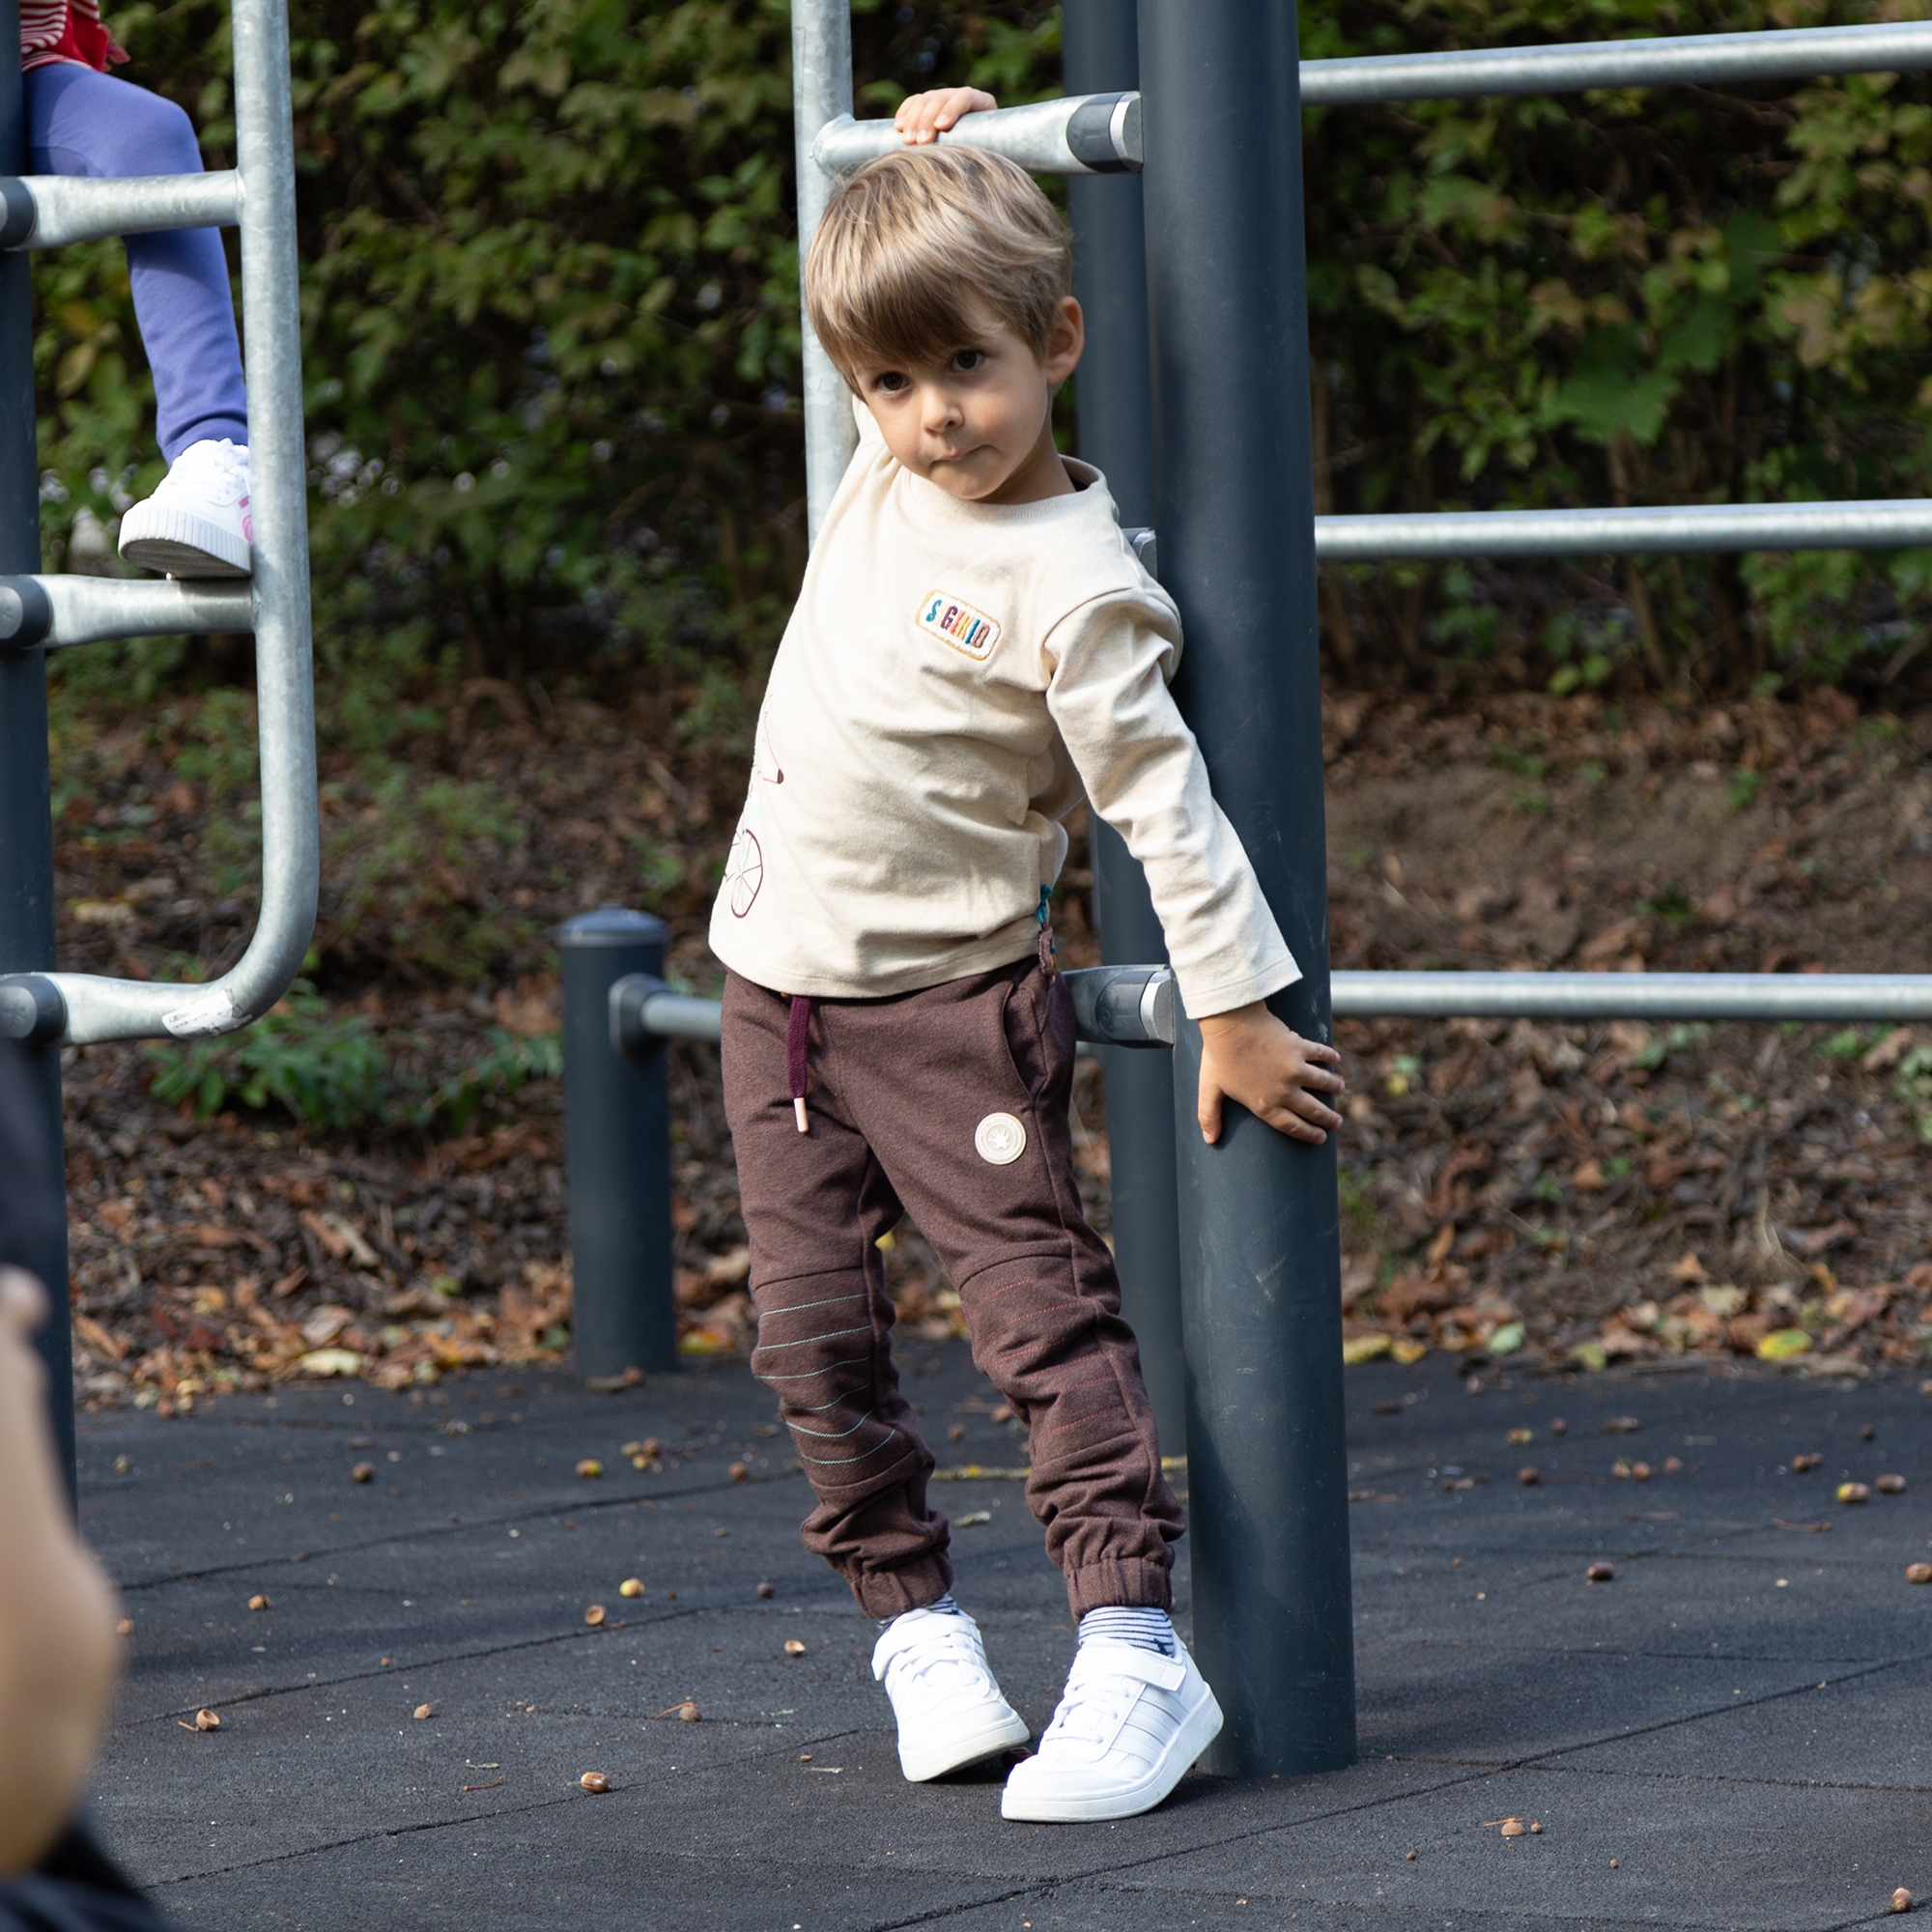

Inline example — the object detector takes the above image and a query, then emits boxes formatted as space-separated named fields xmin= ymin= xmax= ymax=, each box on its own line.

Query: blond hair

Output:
xmin=805 ymin=146 xmax=1071 ymax=387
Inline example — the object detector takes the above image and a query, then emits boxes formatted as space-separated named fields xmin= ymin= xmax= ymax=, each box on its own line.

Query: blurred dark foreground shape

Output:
xmin=0 ymin=1038 xmax=183 ymax=1932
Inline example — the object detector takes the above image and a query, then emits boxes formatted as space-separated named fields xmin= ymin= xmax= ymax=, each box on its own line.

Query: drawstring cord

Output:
xmin=786 ymin=994 xmax=814 ymax=1133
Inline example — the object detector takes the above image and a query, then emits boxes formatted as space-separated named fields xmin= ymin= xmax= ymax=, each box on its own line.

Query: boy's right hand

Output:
xmin=895 ymin=87 xmax=998 ymax=144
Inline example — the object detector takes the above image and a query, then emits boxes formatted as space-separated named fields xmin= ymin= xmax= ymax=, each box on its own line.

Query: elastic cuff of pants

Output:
xmin=850 ymin=1556 xmax=953 ymax=1622
xmin=1065 ymin=1557 xmax=1174 ymax=1619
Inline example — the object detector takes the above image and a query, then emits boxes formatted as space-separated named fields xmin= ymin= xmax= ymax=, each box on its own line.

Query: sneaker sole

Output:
xmin=900 ymin=1706 xmax=1031 ymax=1782
xmin=999 ymin=1686 xmax=1224 ymax=1823
xmin=119 ymin=506 xmax=251 ymax=579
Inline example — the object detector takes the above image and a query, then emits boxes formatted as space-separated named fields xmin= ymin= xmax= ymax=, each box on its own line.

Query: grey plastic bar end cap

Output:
xmin=609 ymin=972 xmax=669 ymax=1059
xmin=1066 ymin=92 xmax=1143 ymax=172
xmin=0 ymin=578 xmax=54 ymax=649
xmin=1065 ymin=963 xmax=1176 ymax=1047
xmin=555 ymin=905 xmax=669 ymax=950
xmin=0 ymin=976 xmax=67 ymax=1046
xmin=0 ymin=179 xmax=35 ymax=250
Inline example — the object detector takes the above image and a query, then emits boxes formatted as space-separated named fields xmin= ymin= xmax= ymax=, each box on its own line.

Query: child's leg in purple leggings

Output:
xmin=25 ymin=63 xmax=248 ymax=463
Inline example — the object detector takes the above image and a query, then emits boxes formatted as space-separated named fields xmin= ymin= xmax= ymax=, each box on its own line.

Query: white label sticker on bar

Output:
xmin=162 ymin=988 xmax=240 ymax=1038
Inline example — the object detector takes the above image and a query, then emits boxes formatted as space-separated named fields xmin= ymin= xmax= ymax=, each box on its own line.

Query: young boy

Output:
xmin=710 ymin=103 xmax=1344 ymax=1825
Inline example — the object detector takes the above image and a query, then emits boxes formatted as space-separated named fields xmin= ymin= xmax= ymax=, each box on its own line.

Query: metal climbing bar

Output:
xmin=1316 ymin=499 xmax=1932 ymax=561
xmin=1332 ymin=972 xmax=1932 ymax=1025
xmin=0 ymin=168 xmax=240 ymax=248
xmin=813 ymin=92 xmax=1142 ymax=176
xmin=0 ymin=0 xmax=316 ymax=1050
xmin=1299 ymin=19 xmax=1932 ymax=106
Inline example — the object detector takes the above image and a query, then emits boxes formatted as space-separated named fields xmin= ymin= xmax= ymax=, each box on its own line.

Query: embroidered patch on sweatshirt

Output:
xmin=916 ymin=590 xmax=1001 ymax=661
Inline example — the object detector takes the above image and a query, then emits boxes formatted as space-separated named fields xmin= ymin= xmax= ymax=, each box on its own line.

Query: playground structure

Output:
xmin=0 ymin=0 xmax=315 ymax=1490
xmin=9 ymin=0 xmax=1932 ymax=1790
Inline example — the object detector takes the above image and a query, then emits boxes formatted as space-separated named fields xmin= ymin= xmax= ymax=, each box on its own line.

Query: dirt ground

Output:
xmin=51 ymin=679 xmax=1932 ymax=1410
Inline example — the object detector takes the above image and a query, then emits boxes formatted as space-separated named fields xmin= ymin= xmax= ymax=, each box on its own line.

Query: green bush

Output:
xmin=36 ymin=1 xmax=1932 ymax=703
xmin=146 ymin=980 xmax=562 ymax=1132
xmin=147 ymin=979 xmax=387 ymax=1127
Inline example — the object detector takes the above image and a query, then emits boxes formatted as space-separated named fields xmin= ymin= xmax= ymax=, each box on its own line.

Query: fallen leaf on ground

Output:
xmin=1631 ymin=1462 xmax=1653 ymax=1481
xmin=584 ymin=1605 xmax=606 ymax=1627
xmin=1587 ymin=1563 xmax=1614 ymax=1582
xmin=1877 ymin=1473 xmax=1907 ymax=1493
xmin=1519 ymin=1466 xmax=1540 ymax=1486
xmin=756 ymin=1582 xmax=776 ymax=1599
xmin=1507 ymin=1428 xmax=1534 ymax=1445
xmin=247 ymin=1593 xmax=269 ymax=1611
xmin=1791 ymin=1452 xmax=1823 ymax=1471
xmin=1893 ymin=1889 xmax=1913 ymax=1914
xmin=678 ymin=1700 xmax=700 ymax=1722
xmin=1549 ymin=1418 xmax=1567 ymax=1435
xmin=729 ymin=1462 xmax=750 ymax=1482
xmin=179 ymin=1709 xmax=220 ymax=1732
xmin=579 ymin=1772 xmax=610 ymax=1794
xmin=577 ymin=1459 xmax=604 ymax=1479
xmin=1758 ymin=1328 xmax=1813 ymax=1361
xmin=1501 ymin=1821 xmax=1526 ymax=1838
xmin=955 ymin=1509 xmax=992 ymax=1525
xmin=619 ymin=1577 xmax=643 ymax=1598
xmin=1837 ymin=1482 xmax=1871 ymax=1505
xmin=1907 ymin=1564 xmax=1932 ymax=1585
xmin=352 ymin=1463 xmax=374 ymax=1483
xmin=413 ymin=1703 xmax=434 ymax=1719
xmin=784 ymin=1639 xmax=806 ymax=1657
xmin=1603 ymin=1416 xmax=1642 ymax=1434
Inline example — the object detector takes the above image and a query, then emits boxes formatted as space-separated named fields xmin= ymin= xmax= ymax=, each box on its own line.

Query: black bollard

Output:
xmin=557 ymin=908 xmax=677 ymax=1380
xmin=1063 ymin=0 xmax=1185 ymax=1460
xmin=0 ymin=21 xmax=72 ymax=1499
xmin=1139 ymin=0 xmax=1357 ymax=1776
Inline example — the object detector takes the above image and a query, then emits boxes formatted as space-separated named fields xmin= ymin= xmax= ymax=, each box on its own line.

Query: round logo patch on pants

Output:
xmin=974 ymin=1112 xmax=1027 ymax=1165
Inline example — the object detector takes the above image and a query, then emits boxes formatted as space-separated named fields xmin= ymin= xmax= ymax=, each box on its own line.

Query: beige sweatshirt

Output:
xmin=707 ymin=418 xmax=1298 ymax=1017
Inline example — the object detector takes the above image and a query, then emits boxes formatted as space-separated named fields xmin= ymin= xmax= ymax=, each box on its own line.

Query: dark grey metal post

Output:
xmin=1063 ymin=0 xmax=1185 ymax=1459
xmin=0 ymin=22 xmax=72 ymax=1497
xmin=1138 ymin=0 xmax=1356 ymax=1776
xmin=557 ymin=908 xmax=677 ymax=1380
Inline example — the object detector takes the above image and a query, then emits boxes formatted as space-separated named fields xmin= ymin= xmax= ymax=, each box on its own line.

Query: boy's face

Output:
xmin=850 ymin=297 xmax=1083 ymax=507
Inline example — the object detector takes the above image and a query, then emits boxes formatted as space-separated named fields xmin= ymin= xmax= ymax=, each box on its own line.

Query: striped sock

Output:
xmin=879 ymin=1591 xmax=957 ymax=1630
xmin=1078 ymin=1606 xmax=1177 ymax=1656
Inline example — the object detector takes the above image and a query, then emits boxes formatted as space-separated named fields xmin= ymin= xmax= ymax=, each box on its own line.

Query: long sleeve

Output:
xmin=1043 ymin=590 xmax=1299 ymax=1017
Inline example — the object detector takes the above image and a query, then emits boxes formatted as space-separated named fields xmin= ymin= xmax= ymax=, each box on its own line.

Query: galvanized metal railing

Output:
xmin=0 ymin=0 xmax=315 ymax=1050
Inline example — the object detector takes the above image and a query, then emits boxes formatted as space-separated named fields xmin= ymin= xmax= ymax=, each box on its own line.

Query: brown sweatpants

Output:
xmin=721 ymin=955 xmax=1184 ymax=1620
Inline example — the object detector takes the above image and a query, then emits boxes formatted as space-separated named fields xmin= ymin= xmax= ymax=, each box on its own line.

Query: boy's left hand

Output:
xmin=1196 ymin=1002 xmax=1346 ymax=1146
xmin=895 ymin=87 xmax=998 ymax=144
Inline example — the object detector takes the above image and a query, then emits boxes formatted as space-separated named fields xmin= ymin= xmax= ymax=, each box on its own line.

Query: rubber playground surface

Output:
xmin=76 ymin=1345 xmax=1931 ymax=1931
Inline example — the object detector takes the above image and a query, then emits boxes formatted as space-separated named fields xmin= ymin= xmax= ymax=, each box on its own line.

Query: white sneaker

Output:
xmin=1000 ymin=1638 xmax=1223 ymax=1823
xmin=872 ymin=1605 xmax=1030 ymax=1781
xmin=118 ymin=439 xmax=252 ymax=578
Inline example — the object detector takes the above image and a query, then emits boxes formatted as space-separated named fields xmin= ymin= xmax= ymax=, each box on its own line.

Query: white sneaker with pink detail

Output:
xmin=118 ymin=438 xmax=253 ymax=578
xmin=1001 ymin=1637 xmax=1224 ymax=1822
xmin=872 ymin=1605 xmax=1030 ymax=1781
